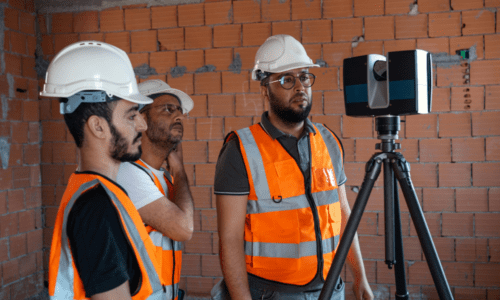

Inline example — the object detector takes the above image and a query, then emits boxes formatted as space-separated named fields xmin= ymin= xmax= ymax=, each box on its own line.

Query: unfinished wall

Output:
xmin=28 ymin=0 xmax=500 ymax=299
xmin=0 ymin=0 xmax=44 ymax=299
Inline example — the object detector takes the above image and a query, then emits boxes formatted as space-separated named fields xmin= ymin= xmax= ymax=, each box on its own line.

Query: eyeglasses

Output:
xmin=267 ymin=73 xmax=316 ymax=90
xmin=150 ymin=104 xmax=183 ymax=114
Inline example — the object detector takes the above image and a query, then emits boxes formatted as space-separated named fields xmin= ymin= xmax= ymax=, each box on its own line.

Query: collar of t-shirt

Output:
xmin=260 ymin=111 xmax=316 ymax=141
xmin=140 ymin=160 xmax=169 ymax=197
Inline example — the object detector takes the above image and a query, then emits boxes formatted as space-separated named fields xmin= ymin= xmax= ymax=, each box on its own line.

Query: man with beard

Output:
xmin=212 ymin=35 xmax=374 ymax=300
xmin=45 ymin=41 xmax=167 ymax=299
xmin=117 ymin=79 xmax=195 ymax=300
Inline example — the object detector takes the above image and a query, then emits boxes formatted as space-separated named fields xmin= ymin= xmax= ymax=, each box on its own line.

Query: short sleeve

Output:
xmin=117 ymin=162 xmax=165 ymax=209
xmin=66 ymin=185 xmax=140 ymax=297
xmin=321 ymin=124 xmax=347 ymax=186
xmin=214 ymin=134 xmax=250 ymax=195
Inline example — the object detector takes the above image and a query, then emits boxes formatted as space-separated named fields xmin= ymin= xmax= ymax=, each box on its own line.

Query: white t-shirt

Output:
xmin=117 ymin=160 xmax=169 ymax=210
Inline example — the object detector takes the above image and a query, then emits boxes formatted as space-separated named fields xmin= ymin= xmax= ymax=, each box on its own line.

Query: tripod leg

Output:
xmin=319 ymin=156 xmax=383 ymax=300
xmin=392 ymin=156 xmax=454 ymax=300
xmin=384 ymin=159 xmax=395 ymax=268
xmin=393 ymin=176 xmax=409 ymax=299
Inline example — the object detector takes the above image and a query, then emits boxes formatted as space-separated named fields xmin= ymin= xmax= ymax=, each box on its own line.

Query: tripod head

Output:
xmin=375 ymin=116 xmax=402 ymax=153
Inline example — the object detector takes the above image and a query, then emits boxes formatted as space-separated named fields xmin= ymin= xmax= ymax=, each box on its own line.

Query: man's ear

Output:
xmin=86 ymin=115 xmax=109 ymax=140
xmin=260 ymin=85 xmax=269 ymax=101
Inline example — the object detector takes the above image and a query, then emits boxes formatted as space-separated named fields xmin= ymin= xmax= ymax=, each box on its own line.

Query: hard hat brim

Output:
xmin=138 ymin=79 xmax=194 ymax=114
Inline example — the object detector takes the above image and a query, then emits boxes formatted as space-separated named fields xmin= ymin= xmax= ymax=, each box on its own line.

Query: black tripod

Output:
xmin=319 ymin=116 xmax=454 ymax=300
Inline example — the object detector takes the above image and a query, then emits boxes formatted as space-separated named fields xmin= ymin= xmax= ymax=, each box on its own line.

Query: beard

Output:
xmin=268 ymin=89 xmax=312 ymax=124
xmin=145 ymin=115 xmax=183 ymax=151
xmin=109 ymin=122 xmax=142 ymax=162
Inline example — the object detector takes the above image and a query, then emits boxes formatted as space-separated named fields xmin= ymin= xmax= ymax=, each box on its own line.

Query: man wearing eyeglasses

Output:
xmin=117 ymin=79 xmax=195 ymax=300
xmin=212 ymin=35 xmax=374 ymax=300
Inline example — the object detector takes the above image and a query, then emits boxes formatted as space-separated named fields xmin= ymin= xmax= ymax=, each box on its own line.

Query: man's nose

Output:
xmin=136 ymin=112 xmax=147 ymax=132
xmin=294 ymin=77 xmax=306 ymax=92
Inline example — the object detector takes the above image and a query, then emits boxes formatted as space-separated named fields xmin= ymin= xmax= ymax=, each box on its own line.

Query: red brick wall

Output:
xmin=34 ymin=0 xmax=500 ymax=299
xmin=0 ymin=0 xmax=45 ymax=299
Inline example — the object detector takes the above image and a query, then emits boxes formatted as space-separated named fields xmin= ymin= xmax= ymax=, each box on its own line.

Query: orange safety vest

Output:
xmin=234 ymin=123 xmax=344 ymax=286
xmin=131 ymin=160 xmax=182 ymax=300
xmin=48 ymin=172 xmax=167 ymax=300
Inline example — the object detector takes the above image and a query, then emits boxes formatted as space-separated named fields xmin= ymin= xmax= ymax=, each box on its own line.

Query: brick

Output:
xmin=52 ymin=13 xmax=73 ymax=33
xmin=491 ymin=238 xmax=500 ymax=261
xmin=341 ymin=116 xmax=372 ymax=138
xmin=203 ymin=3 xmax=230 ymax=26
xmin=73 ymin=11 xmax=98 ymax=33
xmin=439 ymin=113 xmax=471 ymax=137
xmin=167 ymin=73 xmax=193 ymax=95
xmin=472 ymin=111 xmax=500 ymax=136
xmin=471 ymin=60 xmax=500 ymax=85
xmin=452 ymin=138 xmax=485 ymax=162
xmin=40 ymin=164 xmax=64 ymax=185
xmin=235 ymin=94 xmax=263 ymax=116
xmin=148 ymin=51 xmax=175 ymax=74
xmin=8 ymin=189 xmax=24 ymax=213
xmin=186 ymin=276 xmax=214 ymax=294
xmin=37 ymin=14 xmax=47 ymax=34
xmin=322 ymin=43 xmax=351 ymax=68
xmin=420 ymin=139 xmax=451 ymax=162
xmin=201 ymin=254 xmax=222 ymax=277
xmin=100 ymin=9 xmax=124 ymax=32
xmin=185 ymin=26 xmax=212 ymax=49
xmin=125 ymin=8 xmax=150 ymax=30
xmin=450 ymin=36 xmax=484 ymax=61
xmin=451 ymin=0 xmax=483 ymax=9
xmin=456 ymin=188 xmax=488 ymax=212
xmin=151 ymin=6 xmax=176 ymax=29
xmin=358 ymin=235 xmax=384 ymax=259
xmin=419 ymin=0 xmax=450 ymax=12
xmin=462 ymin=10 xmax=495 ymax=36
xmin=405 ymin=114 xmax=437 ymax=138
xmin=423 ymin=188 xmax=454 ymax=212
xmin=323 ymin=0 xmax=352 ymax=18
xmin=178 ymin=3 xmax=204 ymax=27
xmin=20 ymin=11 xmax=35 ymax=35
xmin=385 ymin=0 xmax=412 ymax=15
xmin=200 ymin=209 xmax=217 ymax=231
xmin=477 ymin=264 xmax=500 ymax=287
xmin=233 ymin=0 xmax=260 ymax=23
xmin=441 ymin=262 xmax=474 ymax=287
xmin=196 ymin=163 xmax=217 ymax=186
xmin=2 ymin=258 xmax=19 ymax=284
xmin=176 ymin=50 xmax=203 ymax=72
xmin=302 ymin=20 xmax=331 ymax=44
xmin=384 ymin=39 xmax=415 ymax=54
xmin=224 ymin=117 xmax=252 ymax=134
xmin=456 ymin=238 xmax=488 ymax=262
xmin=182 ymin=141 xmax=207 ymax=163
xmin=262 ymin=0 xmax=290 ymax=21
xmin=395 ymin=15 xmax=427 ymax=39
xmin=486 ymin=137 xmax=500 ymax=161
xmin=485 ymin=0 xmax=500 ymax=6
xmin=130 ymin=30 xmax=156 ymax=53
xmin=353 ymin=41 xmax=383 ymax=57
xmin=313 ymin=67 xmax=338 ymax=91
xmin=41 ymin=34 xmax=54 ymax=55
xmin=354 ymin=0 xmax=384 ymax=16
xmin=234 ymin=47 xmax=259 ymax=70
xmin=53 ymin=33 xmax=78 ymax=53
xmin=42 ymin=121 xmax=66 ymax=142
xmin=431 ymin=237 xmax=455 ymax=261
xmin=352 ymin=139 xmax=376 ymax=162
xmin=23 ymin=144 xmax=40 ymax=165
xmin=396 ymin=139 xmax=418 ymax=163
xmin=188 ymin=95 xmax=207 ymax=117
xmin=439 ymin=163 xmax=471 ymax=187
xmin=208 ymin=141 xmax=223 ymax=164
xmin=5 ymin=7 xmax=19 ymax=30
xmin=291 ymin=0 xmax=321 ymax=20
xmin=11 ymin=122 xmax=28 ymax=144
xmin=0 ymin=213 xmax=18 ymax=237
xmin=194 ymin=72 xmax=221 ymax=95
xmin=196 ymin=117 xmax=223 ymax=140
xmin=222 ymin=72 xmax=249 ymax=94
xmin=10 ymin=233 xmax=27 ymax=258
xmin=242 ymin=23 xmax=270 ymax=47
xmin=182 ymin=254 xmax=201 ymax=275
xmin=205 ymin=48 xmax=232 ymax=72
xmin=432 ymin=87 xmax=451 ymax=112
xmin=473 ymin=162 xmax=500 ymax=187
xmin=417 ymin=37 xmax=450 ymax=54
xmin=158 ymin=28 xmax=183 ymax=51
xmin=213 ymin=25 xmax=241 ymax=48
xmin=271 ymin=21 xmax=301 ymax=42
xmin=442 ymin=212 xmax=473 ymax=236
xmin=410 ymin=164 xmax=438 ymax=187
xmin=13 ymin=166 xmax=30 ymax=188
xmin=10 ymin=31 xmax=26 ymax=55
xmin=489 ymin=289 xmax=500 ymax=300
xmin=333 ymin=18 xmax=363 ymax=42
xmin=79 ymin=33 xmax=104 ymax=41
xmin=485 ymin=35 xmax=500 ymax=59
xmin=22 ymin=56 xmax=36 ymax=79
xmin=429 ymin=12 xmax=461 ymax=37
xmin=436 ymin=65 xmax=466 ymax=87
xmin=322 ymin=91 xmax=344 ymax=116
xmin=451 ymin=86 xmax=484 ymax=111
xmin=455 ymin=288 xmax=488 ymax=300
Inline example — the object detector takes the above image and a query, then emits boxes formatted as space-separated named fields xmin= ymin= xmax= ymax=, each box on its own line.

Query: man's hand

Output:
xmin=167 ymin=142 xmax=184 ymax=177
xmin=352 ymin=276 xmax=374 ymax=300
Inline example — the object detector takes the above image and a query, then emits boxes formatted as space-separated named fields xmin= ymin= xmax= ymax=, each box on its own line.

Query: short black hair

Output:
xmin=61 ymin=92 xmax=118 ymax=148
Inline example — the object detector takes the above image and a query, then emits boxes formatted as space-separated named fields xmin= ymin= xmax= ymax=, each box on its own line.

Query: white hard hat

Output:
xmin=40 ymin=40 xmax=152 ymax=114
xmin=138 ymin=79 xmax=194 ymax=114
xmin=251 ymin=34 xmax=320 ymax=81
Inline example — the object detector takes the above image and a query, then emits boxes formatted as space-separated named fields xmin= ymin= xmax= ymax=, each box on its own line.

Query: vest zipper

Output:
xmin=277 ymin=138 xmax=324 ymax=281
xmin=171 ymin=239 xmax=176 ymax=300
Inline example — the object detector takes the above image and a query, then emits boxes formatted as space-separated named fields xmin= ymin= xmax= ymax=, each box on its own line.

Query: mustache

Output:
xmin=290 ymin=92 xmax=309 ymax=102
xmin=170 ymin=121 xmax=183 ymax=130
xmin=133 ymin=132 xmax=142 ymax=143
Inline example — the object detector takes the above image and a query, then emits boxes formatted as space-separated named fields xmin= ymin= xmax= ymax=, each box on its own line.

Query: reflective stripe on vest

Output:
xmin=49 ymin=174 xmax=166 ymax=300
xmin=235 ymin=123 xmax=344 ymax=286
xmin=133 ymin=160 xmax=182 ymax=300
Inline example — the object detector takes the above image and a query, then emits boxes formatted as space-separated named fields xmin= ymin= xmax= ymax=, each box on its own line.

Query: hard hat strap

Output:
xmin=61 ymin=91 xmax=109 ymax=114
